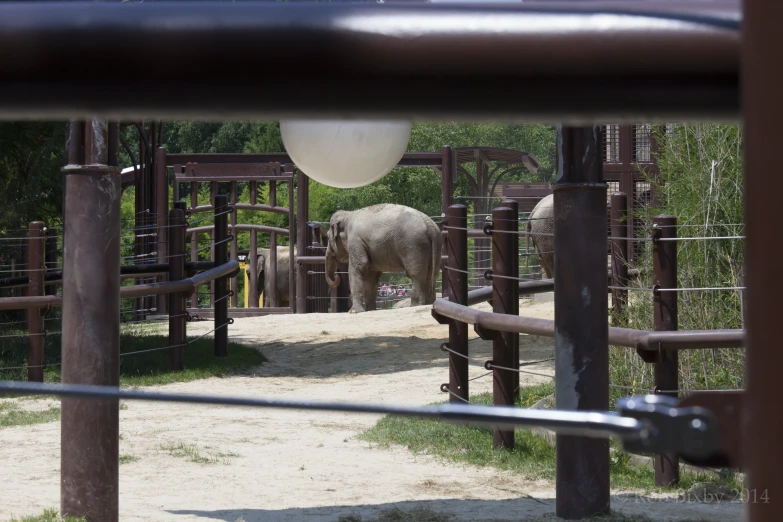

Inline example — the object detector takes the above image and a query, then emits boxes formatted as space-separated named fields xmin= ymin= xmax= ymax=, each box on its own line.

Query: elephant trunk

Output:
xmin=325 ymin=251 xmax=341 ymax=289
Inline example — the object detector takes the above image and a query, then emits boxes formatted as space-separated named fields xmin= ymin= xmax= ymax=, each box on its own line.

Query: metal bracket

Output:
xmin=431 ymin=309 xmax=452 ymax=326
xmin=473 ymin=322 xmax=498 ymax=341
xmin=616 ymin=394 xmax=720 ymax=460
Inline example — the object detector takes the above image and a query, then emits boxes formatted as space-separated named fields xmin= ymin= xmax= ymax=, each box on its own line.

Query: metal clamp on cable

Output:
xmin=616 ymin=394 xmax=719 ymax=460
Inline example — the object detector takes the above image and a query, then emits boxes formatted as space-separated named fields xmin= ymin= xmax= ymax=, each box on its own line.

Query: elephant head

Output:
xmin=246 ymin=247 xmax=270 ymax=294
xmin=325 ymin=211 xmax=349 ymax=289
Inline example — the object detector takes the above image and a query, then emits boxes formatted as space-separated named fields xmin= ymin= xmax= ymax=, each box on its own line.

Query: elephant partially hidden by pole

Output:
xmin=527 ymin=194 xmax=555 ymax=279
xmin=324 ymin=203 xmax=443 ymax=313
xmin=246 ymin=246 xmax=295 ymax=308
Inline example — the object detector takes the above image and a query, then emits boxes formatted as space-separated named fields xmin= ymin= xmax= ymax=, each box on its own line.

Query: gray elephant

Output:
xmin=246 ymin=246 xmax=296 ymax=308
xmin=324 ymin=203 xmax=442 ymax=313
xmin=526 ymin=194 xmax=554 ymax=279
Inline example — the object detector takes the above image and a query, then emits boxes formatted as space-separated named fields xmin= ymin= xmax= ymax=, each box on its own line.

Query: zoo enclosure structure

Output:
xmin=0 ymin=1 xmax=771 ymax=522
xmin=435 ymin=197 xmax=744 ymax=487
xmin=131 ymin=145 xmax=543 ymax=314
xmin=0 ymin=199 xmax=241 ymax=381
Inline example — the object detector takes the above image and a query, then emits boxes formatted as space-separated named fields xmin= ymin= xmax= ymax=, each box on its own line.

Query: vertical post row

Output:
xmin=214 ymin=194 xmax=229 ymax=357
xmin=296 ymin=170 xmax=309 ymax=313
xmin=554 ymin=125 xmax=610 ymax=520
xmin=652 ymin=214 xmax=679 ymax=486
xmin=490 ymin=205 xmax=519 ymax=449
xmin=209 ymin=182 xmax=217 ymax=309
xmin=230 ymin=181 xmax=238 ymax=308
xmin=287 ymin=164 xmax=295 ymax=313
xmin=190 ymin=182 xmax=198 ymax=308
xmin=156 ymin=146 xmax=169 ymax=316
xmin=269 ymin=170 xmax=278 ymax=308
xmin=60 ymin=161 xmax=121 ymax=522
xmin=441 ymin=146 xmax=453 ymax=301
xmin=249 ymin=182 xmax=259 ymax=308
xmin=501 ymin=198 xmax=520 ymax=396
xmin=610 ymin=192 xmax=629 ymax=325
xmin=168 ymin=203 xmax=187 ymax=371
xmin=27 ymin=221 xmax=45 ymax=383
xmin=45 ymin=228 xmax=58 ymax=297
xmin=444 ymin=204 xmax=468 ymax=402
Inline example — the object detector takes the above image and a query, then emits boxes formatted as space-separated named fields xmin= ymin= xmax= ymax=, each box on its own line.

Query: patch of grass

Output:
xmin=159 ymin=441 xmax=239 ymax=465
xmin=0 ymin=331 xmax=266 ymax=393
xmin=336 ymin=505 xmax=711 ymax=522
xmin=359 ymin=382 xmax=738 ymax=494
xmin=10 ymin=508 xmax=85 ymax=522
xmin=119 ymin=454 xmax=140 ymax=465
xmin=0 ymin=401 xmax=60 ymax=428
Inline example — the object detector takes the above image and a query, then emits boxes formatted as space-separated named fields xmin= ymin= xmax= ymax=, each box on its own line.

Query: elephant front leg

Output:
xmin=348 ymin=266 xmax=366 ymax=313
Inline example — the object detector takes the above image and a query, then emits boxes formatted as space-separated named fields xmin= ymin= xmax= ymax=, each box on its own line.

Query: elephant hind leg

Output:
xmin=363 ymin=271 xmax=381 ymax=311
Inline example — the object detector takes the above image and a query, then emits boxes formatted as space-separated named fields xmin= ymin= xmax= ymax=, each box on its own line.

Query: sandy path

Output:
xmin=0 ymin=298 xmax=744 ymax=521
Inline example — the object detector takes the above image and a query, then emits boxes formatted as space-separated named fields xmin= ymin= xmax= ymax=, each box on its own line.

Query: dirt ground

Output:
xmin=0 ymin=296 xmax=745 ymax=521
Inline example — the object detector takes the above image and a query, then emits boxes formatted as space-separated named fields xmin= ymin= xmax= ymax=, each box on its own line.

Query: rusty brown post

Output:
xmin=190 ymin=182 xmax=199 ymax=308
xmin=296 ymin=170 xmax=309 ymax=313
xmin=168 ymin=203 xmax=186 ymax=371
xmin=156 ymin=146 xmax=169 ymax=316
xmin=60 ymin=158 xmax=121 ymax=521
xmin=554 ymin=125 xmax=609 ymax=519
xmin=45 ymin=228 xmax=59 ymax=296
xmin=249 ymin=182 xmax=259 ymax=308
xmin=445 ymin=204 xmax=469 ymax=402
xmin=490 ymin=205 xmax=518 ymax=449
xmin=652 ymin=214 xmax=679 ymax=487
xmin=501 ymin=199 xmax=520 ymax=397
xmin=610 ymin=192 xmax=629 ymax=325
xmin=744 ymin=1 xmax=782 ymax=517
xmin=214 ymin=194 xmax=229 ymax=357
xmin=27 ymin=221 xmax=45 ymax=382
xmin=230 ymin=181 xmax=238 ymax=308
xmin=287 ymin=164 xmax=295 ymax=313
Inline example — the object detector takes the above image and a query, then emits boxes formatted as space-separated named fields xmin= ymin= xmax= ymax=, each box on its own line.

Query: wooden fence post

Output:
xmin=610 ymin=192 xmax=629 ymax=325
xmin=60 ymin=162 xmax=121 ymax=522
xmin=502 ymin=199 xmax=520 ymax=397
xmin=169 ymin=203 xmax=187 ymax=371
xmin=27 ymin=221 xmax=45 ymax=382
xmin=653 ymin=214 xmax=680 ymax=486
xmin=45 ymin=228 xmax=58 ymax=297
xmin=489 ymin=204 xmax=519 ymax=449
xmin=214 ymin=194 xmax=230 ymax=357
xmin=442 ymin=204 xmax=468 ymax=402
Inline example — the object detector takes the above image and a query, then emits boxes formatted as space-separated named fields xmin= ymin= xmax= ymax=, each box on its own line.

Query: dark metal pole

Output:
xmin=296 ymin=170 xmax=309 ymax=313
xmin=156 ymin=146 xmax=169 ymax=316
xmin=27 ymin=221 xmax=45 ymax=383
xmin=269 ymin=172 xmax=278 ymax=308
xmin=652 ymin=215 xmax=679 ymax=487
xmin=743 ymin=0 xmax=782 ymax=518
xmin=445 ymin=204 xmax=468 ymax=403
xmin=287 ymin=164 xmax=295 ymax=313
xmin=190 ymin=182 xmax=199 ymax=308
xmin=610 ymin=192 xmax=629 ymax=325
xmin=554 ymin=125 xmax=610 ymax=519
xmin=249 ymin=182 xmax=259 ymax=309
xmin=45 ymin=228 xmax=59 ymax=296
xmin=60 ymin=140 xmax=121 ymax=520
xmin=214 ymin=194 xmax=229 ymax=357
xmin=501 ymin=198 xmax=520 ymax=397
xmin=169 ymin=203 xmax=186 ymax=371
xmin=490 ymin=205 xmax=519 ymax=449
xmin=230 ymin=181 xmax=238 ymax=308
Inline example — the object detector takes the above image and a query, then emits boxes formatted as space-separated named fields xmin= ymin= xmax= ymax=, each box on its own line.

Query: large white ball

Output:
xmin=280 ymin=119 xmax=412 ymax=189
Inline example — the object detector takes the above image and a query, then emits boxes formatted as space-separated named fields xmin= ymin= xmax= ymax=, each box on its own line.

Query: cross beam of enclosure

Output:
xmin=0 ymin=1 xmax=739 ymax=122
